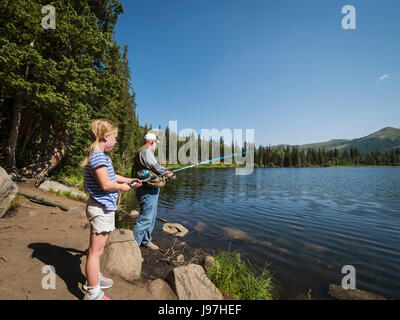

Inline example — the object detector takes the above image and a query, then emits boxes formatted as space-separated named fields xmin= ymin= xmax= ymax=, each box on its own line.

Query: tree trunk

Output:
xmin=5 ymin=93 xmax=24 ymax=169
xmin=38 ymin=119 xmax=51 ymax=160
xmin=19 ymin=114 xmax=39 ymax=157
xmin=29 ymin=118 xmax=51 ymax=163
xmin=20 ymin=123 xmax=69 ymax=186
xmin=4 ymin=41 xmax=33 ymax=171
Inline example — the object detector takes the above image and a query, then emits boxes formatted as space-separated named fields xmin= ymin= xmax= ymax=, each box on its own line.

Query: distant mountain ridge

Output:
xmin=283 ymin=127 xmax=400 ymax=153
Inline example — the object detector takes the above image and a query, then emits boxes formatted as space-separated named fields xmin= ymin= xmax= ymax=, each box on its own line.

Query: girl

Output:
xmin=81 ymin=119 xmax=141 ymax=300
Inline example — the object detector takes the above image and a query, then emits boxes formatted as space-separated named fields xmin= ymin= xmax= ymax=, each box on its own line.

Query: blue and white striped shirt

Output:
xmin=83 ymin=150 xmax=118 ymax=211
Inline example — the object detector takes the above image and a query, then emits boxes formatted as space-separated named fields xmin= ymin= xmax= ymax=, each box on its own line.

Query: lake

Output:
xmin=121 ymin=167 xmax=400 ymax=299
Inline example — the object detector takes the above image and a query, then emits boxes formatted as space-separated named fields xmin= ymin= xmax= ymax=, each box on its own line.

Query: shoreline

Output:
xmin=0 ymin=180 xmax=187 ymax=300
xmin=0 ymin=179 xmax=273 ymax=300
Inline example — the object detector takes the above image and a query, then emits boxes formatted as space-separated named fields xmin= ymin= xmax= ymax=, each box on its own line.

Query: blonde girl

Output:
xmin=81 ymin=119 xmax=141 ymax=300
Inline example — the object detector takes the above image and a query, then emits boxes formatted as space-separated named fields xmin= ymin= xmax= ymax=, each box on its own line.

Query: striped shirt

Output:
xmin=83 ymin=150 xmax=118 ymax=211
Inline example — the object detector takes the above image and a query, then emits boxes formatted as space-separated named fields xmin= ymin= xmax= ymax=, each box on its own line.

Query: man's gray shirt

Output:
xmin=139 ymin=147 xmax=168 ymax=175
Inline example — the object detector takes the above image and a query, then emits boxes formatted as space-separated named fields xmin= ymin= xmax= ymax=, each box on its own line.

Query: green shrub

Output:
xmin=206 ymin=248 xmax=275 ymax=300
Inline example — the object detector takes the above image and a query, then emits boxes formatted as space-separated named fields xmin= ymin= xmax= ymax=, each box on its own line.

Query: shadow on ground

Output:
xmin=28 ymin=243 xmax=87 ymax=300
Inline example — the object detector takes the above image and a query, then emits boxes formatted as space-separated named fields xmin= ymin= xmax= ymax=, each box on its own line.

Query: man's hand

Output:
xmin=163 ymin=171 xmax=174 ymax=181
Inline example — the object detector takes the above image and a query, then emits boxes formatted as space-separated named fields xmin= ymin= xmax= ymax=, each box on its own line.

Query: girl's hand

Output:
xmin=119 ymin=183 xmax=131 ymax=192
xmin=129 ymin=178 xmax=142 ymax=188
xmin=133 ymin=178 xmax=142 ymax=188
xmin=129 ymin=178 xmax=141 ymax=184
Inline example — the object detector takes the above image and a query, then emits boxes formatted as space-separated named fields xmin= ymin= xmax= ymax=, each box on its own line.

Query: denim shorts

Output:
xmin=86 ymin=197 xmax=115 ymax=234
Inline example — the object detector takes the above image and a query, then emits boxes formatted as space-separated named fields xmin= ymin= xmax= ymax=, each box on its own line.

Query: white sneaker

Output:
xmin=83 ymin=290 xmax=110 ymax=300
xmin=83 ymin=273 xmax=113 ymax=291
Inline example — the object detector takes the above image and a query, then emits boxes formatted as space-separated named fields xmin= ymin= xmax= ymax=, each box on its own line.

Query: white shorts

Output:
xmin=86 ymin=197 xmax=115 ymax=234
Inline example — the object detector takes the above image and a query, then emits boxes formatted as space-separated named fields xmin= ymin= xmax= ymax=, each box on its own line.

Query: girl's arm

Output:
xmin=95 ymin=167 xmax=130 ymax=192
xmin=115 ymin=174 xmax=140 ymax=185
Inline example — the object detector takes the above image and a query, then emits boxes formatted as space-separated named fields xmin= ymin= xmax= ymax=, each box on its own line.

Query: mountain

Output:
xmin=292 ymin=127 xmax=400 ymax=153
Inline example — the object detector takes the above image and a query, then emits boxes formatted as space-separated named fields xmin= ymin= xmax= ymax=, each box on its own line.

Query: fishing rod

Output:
xmin=128 ymin=149 xmax=255 ymax=188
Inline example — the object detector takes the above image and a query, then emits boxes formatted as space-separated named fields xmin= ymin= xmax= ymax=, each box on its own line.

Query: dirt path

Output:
xmin=0 ymin=180 xmax=182 ymax=300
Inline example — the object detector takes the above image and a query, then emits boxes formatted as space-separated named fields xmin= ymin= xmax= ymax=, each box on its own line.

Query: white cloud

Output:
xmin=378 ymin=74 xmax=390 ymax=81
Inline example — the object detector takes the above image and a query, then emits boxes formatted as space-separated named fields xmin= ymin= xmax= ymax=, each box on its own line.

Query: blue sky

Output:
xmin=114 ymin=0 xmax=400 ymax=146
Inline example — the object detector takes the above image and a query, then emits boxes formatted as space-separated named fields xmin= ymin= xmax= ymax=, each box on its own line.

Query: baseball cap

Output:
xmin=144 ymin=132 xmax=160 ymax=143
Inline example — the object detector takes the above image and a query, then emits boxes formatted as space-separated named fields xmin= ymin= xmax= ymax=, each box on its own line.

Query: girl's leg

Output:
xmin=85 ymin=231 xmax=109 ymax=287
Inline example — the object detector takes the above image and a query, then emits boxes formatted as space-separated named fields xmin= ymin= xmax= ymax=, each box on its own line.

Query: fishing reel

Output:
xmin=137 ymin=169 xmax=150 ymax=180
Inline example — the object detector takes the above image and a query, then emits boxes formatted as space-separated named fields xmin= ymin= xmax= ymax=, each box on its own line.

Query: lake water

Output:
xmin=122 ymin=167 xmax=400 ymax=299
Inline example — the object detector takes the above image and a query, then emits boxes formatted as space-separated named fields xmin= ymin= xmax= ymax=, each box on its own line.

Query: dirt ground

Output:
xmin=0 ymin=180 xmax=207 ymax=300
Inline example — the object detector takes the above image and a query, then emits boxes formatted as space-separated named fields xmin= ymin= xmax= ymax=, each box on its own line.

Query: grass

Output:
xmin=205 ymin=248 xmax=275 ymax=300
xmin=50 ymin=168 xmax=85 ymax=192
xmin=7 ymin=194 xmax=23 ymax=211
xmin=48 ymin=187 xmax=88 ymax=202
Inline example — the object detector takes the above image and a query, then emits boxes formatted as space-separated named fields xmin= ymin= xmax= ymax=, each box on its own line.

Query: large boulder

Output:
xmin=328 ymin=284 xmax=386 ymax=300
xmin=0 ymin=167 xmax=19 ymax=218
xmin=162 ymin=223 xmax=189 ymax=238
xmin=100 ymin=229 xmax=142 ymax=282
xmin=166 ymin=263 xmax=224 ymax=300
xmin=147 ymin=279 xmax=178 ymax=300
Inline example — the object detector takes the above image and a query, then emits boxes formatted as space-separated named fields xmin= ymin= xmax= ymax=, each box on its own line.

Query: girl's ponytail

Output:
xmin=80 ymin=119 xmax=117 ymax=167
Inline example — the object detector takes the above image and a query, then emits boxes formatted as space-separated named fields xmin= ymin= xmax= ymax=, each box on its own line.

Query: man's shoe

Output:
xmin=145 ymin=242 xmax=159 ymax=251
xmin=83 ymin=273 xmax=113 ymax=291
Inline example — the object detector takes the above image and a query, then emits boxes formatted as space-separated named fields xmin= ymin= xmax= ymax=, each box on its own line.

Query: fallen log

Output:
xmin=17 ymin=191 xmax=68 ymax=211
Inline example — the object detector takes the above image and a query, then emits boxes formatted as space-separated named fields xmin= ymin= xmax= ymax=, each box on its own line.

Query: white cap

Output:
xmin=144 ymin=132 xmax=160 ymax=143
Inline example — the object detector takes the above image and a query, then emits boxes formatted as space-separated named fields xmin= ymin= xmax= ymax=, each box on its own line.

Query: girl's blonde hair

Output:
xmin=80 ymin=119 xmax=118 ymax=167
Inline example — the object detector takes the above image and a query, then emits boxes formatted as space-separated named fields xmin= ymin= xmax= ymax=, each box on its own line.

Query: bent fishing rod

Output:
xmin=128 ymin=149 xmax=255 ymax=188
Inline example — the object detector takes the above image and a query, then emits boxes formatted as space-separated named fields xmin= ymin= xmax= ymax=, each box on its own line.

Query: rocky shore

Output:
xmin=0 ymin=172 xmax=220 ymax=300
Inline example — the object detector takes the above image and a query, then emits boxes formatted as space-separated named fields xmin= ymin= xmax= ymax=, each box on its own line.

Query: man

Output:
xmin=131 ymin=132 xmax=173 ymax=250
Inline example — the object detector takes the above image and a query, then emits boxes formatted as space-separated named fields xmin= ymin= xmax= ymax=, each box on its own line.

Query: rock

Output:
xmin=304 ymin=243 xmax=325 ymax=253
xmin=166 ymin=263 xmax=223 ymax=300
xmin=203 ymin=255 xmax=215 ymax=271
xmin=176 ymin=254 xmax=185 ymax=264
xmin=260 ymin=240 xmax=273 ymax=247
xmin=129 ymin=210 xmax=139 ymax=219
xmin=328 ymin=284 xmax=386 ymax=300
xmin=276 ymin=236 xmax=291 ymax=245
xmin=38 ymin=180 xmax=87 ymax=199
xmin=194 ymin=221 xmax=207 ymax=232
xmin=221 ymin=227 xmax=254 ymax=243
xmin=162 ymin=223 xmax=189 ymax=238
xmin=0 ymin=167 xmax=19 ymax=218
xmin=100 ymin=229 xmax=142 ymax=282
xmin=147 ymin=279 xmax=177 ymax=300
